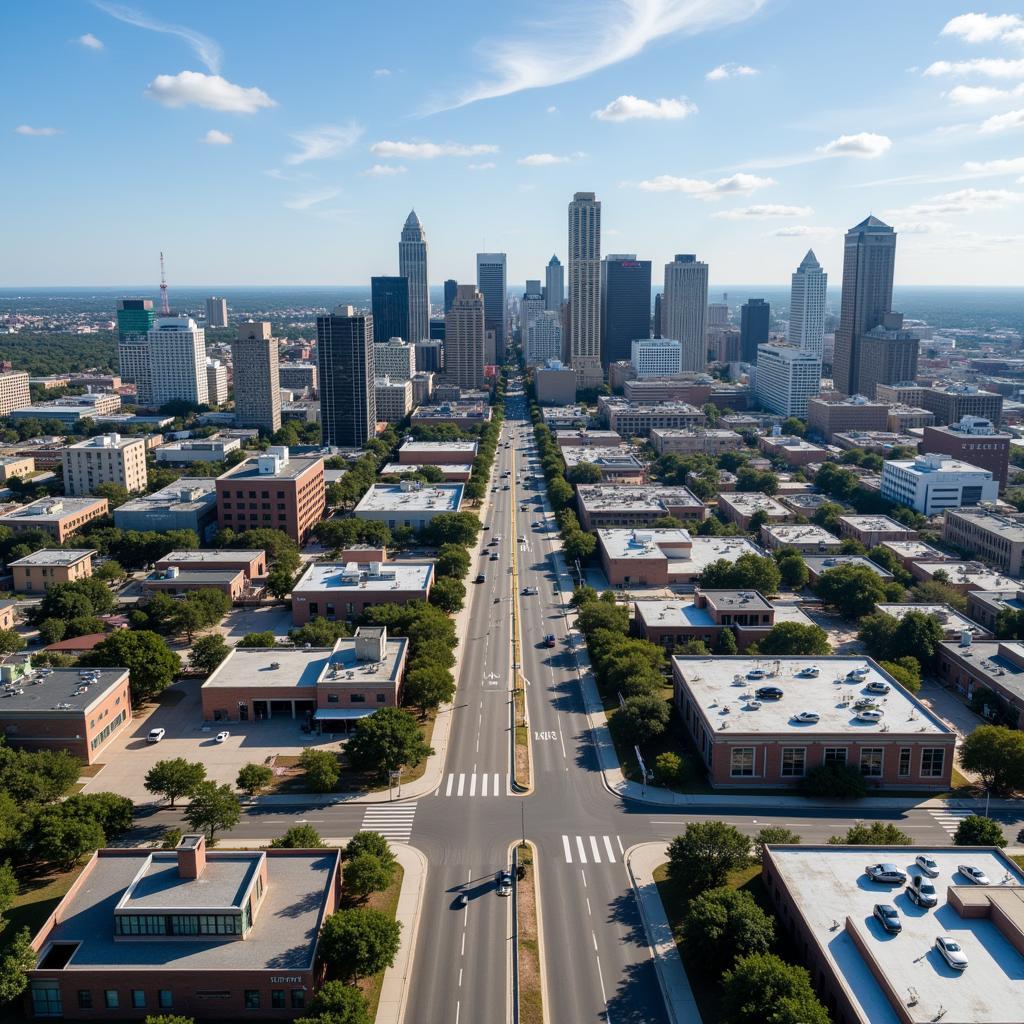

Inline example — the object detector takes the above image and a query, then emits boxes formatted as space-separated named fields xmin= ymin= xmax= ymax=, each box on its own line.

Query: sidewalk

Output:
xmin=625 ymin=842 xmax=701 ymax=1024
xmin=376 ymin=843 xmax=427 ymax=1024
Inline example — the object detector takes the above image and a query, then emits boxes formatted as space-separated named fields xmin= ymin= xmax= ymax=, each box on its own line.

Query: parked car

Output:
xmin=490 ymin=552 xmax=499 ymax=561
xmin=935 ymin=935 xmax=968 ymax=970
xmin=915 ymin=855 xmax=940 ymax=878
xmin=792 ymin=711 xmax=820 ymax=724
xmin=865 ymin=863 xmax=907 ymax=884
xmin=873 ymin=903 xmax=902 ymax=934
xmin=517 ymin=535 xmax=526 ymax=543
xmin=755 ymin=686 xmax=784 ymax=701
xmin=907 ymin=875 xmax=938 ymax=907
xmin=544 ymin=634 xmax=556 ymax=648
xmin=866 ymin=680 xmax=891 ymax=694
xmin=215 ymin=730 xmax=230 ymax=743
xmin=855 ymin=708 xmax=885 ymax=723
xmin=147 ymin=727 xmax=166 ymax=743
xmin=958 ymin=864 xmax=991 ymax=886
xmin=796 ymin=666 xmax=820 ymax=678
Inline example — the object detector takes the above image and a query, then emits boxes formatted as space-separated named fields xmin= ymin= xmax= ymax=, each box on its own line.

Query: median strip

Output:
xmin=515 ymin=840 xmax=545 ymax=1024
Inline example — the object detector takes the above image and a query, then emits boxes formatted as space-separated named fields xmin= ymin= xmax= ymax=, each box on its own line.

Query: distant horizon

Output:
xmin=4 ymin=283 xmax=1024 ymax=292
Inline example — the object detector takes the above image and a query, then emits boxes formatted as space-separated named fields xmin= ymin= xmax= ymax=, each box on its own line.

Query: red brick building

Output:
xmin=922 ymin=416 xmax=1011 ymax=489
xmin=155 ymin=549 xmax=267 ymax=579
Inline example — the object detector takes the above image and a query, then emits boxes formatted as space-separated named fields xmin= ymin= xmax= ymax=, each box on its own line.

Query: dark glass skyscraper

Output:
xmin=116 ymin=298 xmax=156 ymax=340
xmin=370 ymin=276 xmax=409 ymax=343
xmin=600 ymin=255 xmax=651 ymax=367
xmin=444 ymin=279 xmax=458 ymax=313
xmin=316 ymin=305 xmax=376 ymax=448
xmin=740 ymin=298 xmax=770 ymax=363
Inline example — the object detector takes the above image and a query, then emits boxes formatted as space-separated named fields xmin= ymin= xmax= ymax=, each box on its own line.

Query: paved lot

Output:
xmin=216 ymin=603 xmax=295 ymax=639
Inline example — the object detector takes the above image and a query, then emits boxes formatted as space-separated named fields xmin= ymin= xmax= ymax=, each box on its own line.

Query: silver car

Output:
xmin=958 ymin=864 xmax=991 ymax=886
xmin=935 ymin=935 xmax=968 ymax=970
xmin=865 ymin=863 xmax=907 ymax=884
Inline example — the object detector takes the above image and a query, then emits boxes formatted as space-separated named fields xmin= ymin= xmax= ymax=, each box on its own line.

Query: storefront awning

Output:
xmin=313 ymin=708 xmax=378 ymax=721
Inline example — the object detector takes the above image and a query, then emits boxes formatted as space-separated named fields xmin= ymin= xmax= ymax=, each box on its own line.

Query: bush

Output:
xmin=319 ymin=907 xmax=402 ymax=982
xmin=800 ymin=762 xmax=869 ymax=799
xmin=828 ymin=821 xmax=911 ymax=845
xmin=667 ymin=821 xmax=751 ymax=896
xmin=682 ymin=888 xmax=775 ymax=975
xmin=343 ymin=852 xmax=396 ymax=902
xmin=953 ymin=814 xmax=1007 ymax=848
xmin=721 ymin=952 xmax=829 ymax=1024
xmin=271 ymin=824 xmax=325 ymax=848
xmin=654 ymin=752 xmax=683 ymax=786
xmin=300 ymin=749 xmax=340 ymax=793
xmin=752 ymin=826 xmax=801 ymax=863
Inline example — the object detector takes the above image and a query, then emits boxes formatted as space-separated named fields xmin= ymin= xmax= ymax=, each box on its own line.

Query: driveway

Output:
xmin=216 ymin=603 xmax=295 ymax=640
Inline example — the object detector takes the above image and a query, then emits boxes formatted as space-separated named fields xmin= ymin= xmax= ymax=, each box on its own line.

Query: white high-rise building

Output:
xmin=374 ymin=338 xmax=416 ymax=381
xmin=568 ymin=192 xmax=602 ymax=388
xmin=520 ymin=280 xmax=545 ymax=338
xmin=662 ymin=254 xmax=709 ymax=373
xmin=631 ymin=338 xmax=683 ymax=378
xmin=754 ymin=343 xmax=822 ymax=418
xmin=206 ymin=359 xmax=228 ymax=405
xmin=788 ymin=250 xmax=827 ymax=359
xmin=399 ymin=210 xmax=430 ymax=343
xmin=525 ymin=311 xmax=563 ymax=367
xmin=146 ymin=317 xmax=208 ymax=407
xmin=545 ymin=255 xmax=564 ymax=310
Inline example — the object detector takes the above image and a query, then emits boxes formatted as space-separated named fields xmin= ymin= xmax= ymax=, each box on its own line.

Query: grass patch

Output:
xmin=0 ymin=864 xmax=82 ymax=949
xmin=1011 ymin=855 xmax=1024 ymax=872
xmin=514 ymin=687 xmax=530 ymax=788
xmin=77 ymin=763 xmax=104 ymax=778
xmin=517 ymin=843 xmax=543 ymax=1024
xmin=347 ymin=863 xmax=404 ymax=1019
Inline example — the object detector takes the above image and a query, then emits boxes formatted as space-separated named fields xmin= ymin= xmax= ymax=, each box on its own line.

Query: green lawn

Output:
xmin=347 ymin=864 xmax=404 ymax=1018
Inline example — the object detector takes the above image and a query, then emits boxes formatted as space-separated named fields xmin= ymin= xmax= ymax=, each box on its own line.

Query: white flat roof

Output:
xmin=916 ymin=563 xmax=1021 ymax=590
xmin=381 ymin=462 xmax=472 ymax=475
xmin=636 ymin=600 xmax=714 ymax=628
xmin=293 ymin=561 xmax=433 ymax=594
xmin=354 ymin=483 xmax=464 ymax=513
xmin=880 ymin=540 xmax=948 ymax=560
xmin=673 ymin=656 xmax=950 ymax=736
xmin=598 ymin=528 xmax=692 ymax=559
xmin=876 ymin=604 xmax=988 ymax=636
xmin=839 ymin=515 xmax=915 ymax=533
xmin=805 ymin=555 xmax=894 ymax=580
xmin=768 ymin=845 xmax=1024 ymax=1024
xmin=9 ymin=548 xmax=94 ymax=567
xmin=398 ymin=440 xmax=478 ymax=455
xmin=578 ymin=484 xmax=703 ymax=511
xmin=719 ymin=491 xmax=790 ymax=516
xmin=762 ymin=524 xmax=841 ymax=545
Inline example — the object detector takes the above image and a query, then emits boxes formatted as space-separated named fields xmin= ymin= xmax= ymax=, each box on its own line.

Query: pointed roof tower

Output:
xmin=401 ymin=209 xmax=425 ymax=242
xmin=851 ymin=214 xmax=892 ymax=232
xmin=799 ymin=249 xmax=821 ymax=268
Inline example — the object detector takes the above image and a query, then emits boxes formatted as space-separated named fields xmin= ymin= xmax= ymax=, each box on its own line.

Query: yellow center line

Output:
xmin=510 ymin=438 xmax=522 ymax=691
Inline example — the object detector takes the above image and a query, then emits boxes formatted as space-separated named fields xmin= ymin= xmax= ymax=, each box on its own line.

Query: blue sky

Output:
xmin=3 ymin=1 xmax=1024 ymax=287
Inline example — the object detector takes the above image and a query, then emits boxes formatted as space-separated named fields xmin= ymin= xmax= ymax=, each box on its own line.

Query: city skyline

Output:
xmin=4 ymin=2 xmax=1024 ymax=287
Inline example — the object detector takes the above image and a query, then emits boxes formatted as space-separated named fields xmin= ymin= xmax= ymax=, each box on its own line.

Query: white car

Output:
xmin=915 ymin=854 xmax=940 ymax=878
xmin=796 ymin=666 xmax=820 ymax=678
xmin=792 ymin=711 xmax=820 ymax=724
xmin=958 ymin=864 xmax=991 ymax=886
xmin=215 ymin=730 xmax=230 ymax=743
xmin=866 ymin=680 xmax=891 ymax=695
xmin=147 ymin=727 xmax=166 ymax=743
xmin=935 ymin=935 xmax=968 ymax=970
xmin=855 ymin=708 xmax=885 ymax=723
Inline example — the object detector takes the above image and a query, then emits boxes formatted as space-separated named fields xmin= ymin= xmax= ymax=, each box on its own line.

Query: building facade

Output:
xmin=0 ymin=371 xmax=31 ymax=417
xmin=740 ymin=298 xmax=770 ymax=363
xmin=373 ymin=338 xmax=416 ymax=381
xmin=398 ymin=210 xmax=429 ymax=343
xmin=62 ymin=433 xmax=148 ymax=497
xmin=568 ymin=192 xmax=603 ymax=388
xmin=754 ymin=344 xmax=822 ymax=418
xmin=881 ymin=453 xmax=999 ymax=515
xmin=476 ymin=253 xmax=507 ymax=363
xmin=206 ymin=360 xmax=228 ymax=405
xmin=374 ymin=377 xmax=413 ymax=423
xmin=444 ymin=285 xmax=486 ymax=390
xmin=787 ymin=249 xmax=827 ymax=358
xmin=631 ymin=338 xmax=683 ymax=378
xmin=232 ymin=321 xmax=281 ymax=434
xmin=205 ymin=296 xmax=228 ymax=327
xmin=316 ymin=306 xmax=376 ymax=448
xmin=545 ymin=254 xmax=564 ymax=310
xmin=145 ymin=317 xmax=209 ymax=408
xmin=370 ymin=276 xmax=410 ymax=344
xmin=662 ymin=254 xmax=709 ymax=373
xmin=942 ymin=507 xmax=1024 ymax=576
xmin=923 ymin=416 xmax=1011 ymax=488
xmin=600 ymin=255 xmax=651 ymax=367
xmin=525 ymin=311 xmax=563 ymax=367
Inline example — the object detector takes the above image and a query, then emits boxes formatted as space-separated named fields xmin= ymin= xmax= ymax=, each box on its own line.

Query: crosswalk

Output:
xmin=441 ymin=772 xmax=509 ymax=797
xmin=359 ymin=802 xmax=417 ymax=842
xmin=928 ymin=808 xmax=974 ymax=839
xmin=561 ymin=834 xmax=623 ymax=865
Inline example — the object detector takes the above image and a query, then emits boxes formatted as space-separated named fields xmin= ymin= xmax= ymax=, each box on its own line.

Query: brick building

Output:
xmin=597 ymin=529 xmax=761 ymax=586
xmin=942 ymin=507 xmax=1024 ymax=577
xmin=922 ymin=416 xmax=1011 ymax=489
xmin=10 ymin=549 xmax=95 ymax=594
xmin=807 ymin=395 xmax=888 ymax=441
xmin=0 ymin=497 xmax=108 ymax=543
xmin=576 ymin=484 xmax=707 ymax=530
xmin=290 ymin=560 xmax=433 ymax=625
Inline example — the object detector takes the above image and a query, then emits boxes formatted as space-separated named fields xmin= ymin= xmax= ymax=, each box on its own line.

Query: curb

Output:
xmin=375 ymin=842 xmax=427 ymax=1024
xmin=511 ymin=684 xmax=535 ymax=795
xmin=511 ymin=839 xmax=548 ymax=1024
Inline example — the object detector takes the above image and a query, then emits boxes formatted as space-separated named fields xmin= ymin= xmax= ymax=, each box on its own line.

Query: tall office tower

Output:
xmin=632 ymin=338 xmax=683 ymax=378
xmin=545 ymin=255 xmax=564 ymax=311
xmin=206 ymin=359 xmax=229 ymax=405
xmin=415 ymin=339 xmax=444 ymax=373
xmin=662 ymin=254 xmax=709 ymax=373
xmin=444 ymin=279 xmax=458 ymax=313
xmin=788 ymin=250 xmax=827 ymax=359
xmin=568 ymin=192 xmax=602 ymax=387
xmin=858 ymin=312 xmax=919 ymax=400
xmin=375 ymin=338 xmax=416 ymax=380
xmin=205 ymin=297 xmax=228 ymax=328
xmin=444 ymin=285 xmax=486 ymax=389
xmin=520 ymin=280 xmax=545 ymax=338
xmin=476 ymin=253 xmax=508 ymax=363
xmin=525 ymin=310 xmax=563 ymax=366
xmin=707 ymin=297 xmax=730 ymax=328
xmin=399 ymin=210 xmax=430 ymax=343
xmin=832 ymin=215 xmax=897 ymax=396
xmin=146 ymin=317 xmax=208 ymax=407
xmin=316 ymin=305 xmax=377 ymax=448
xmin=740 ymin=298 xmax=770 ymax=363
xmin=0 ymin=371 xmax=30 ymax=417
xmin=116 ymin=298 xmax=156 ymax=391
xmin=232 ymin=320 xmax=281 ymax=433
xmin=370 ymin=276 xmax=410 ymax=343
xmin=754 ymin=343 xmax=822 ymax=418
xmin=429 ymin=319 xmax=446 ymax=342
xmin=600 ymin=254 xmax=652 ymax=367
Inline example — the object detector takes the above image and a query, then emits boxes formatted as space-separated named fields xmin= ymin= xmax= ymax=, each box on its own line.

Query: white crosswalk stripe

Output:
xmin=928 ymin=808 xmax=975 ymax=838
xmin=359 ymin=803 xmax=417 ymax=842
xmin=562 ymin=835 xmax=620 ymax=865
xmin=441 ymin=772 xmax=505 ymax=797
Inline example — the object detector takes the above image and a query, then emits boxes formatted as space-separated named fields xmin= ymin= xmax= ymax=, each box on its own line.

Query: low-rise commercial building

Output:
xmin=380 ymin=462 xmax=472 ymax=482
xmin=374 ymin=377 xmax=413 ymax=423
xmin=598 ymin=398 xmax=706 ymax=438
xmin=922 ymin=417 xmax=1011 ymax=489
xmin=673 ymin=655 xmax=954 ymax=788
xmin=561 ymin=446 xmax=646 ymax=484
xmin=886 ymin=405 xmax=934 ymax=432
xmin=648 ymin=427 xmax=745 ymax=456
xmin=154 ymin=436 xmax=242 ymax=465
xmin=717 ymin=491 xmax=794 ymax=531
xmin=61 ymin=433 xmax=148 ymax=497
xmin=534 ymin=361 xmax=577 ymax=405
xmin=541 ymin=405 xmax=591 ymax=430
xmin=622 ymin=378 xmax=712 ymax=405
xmin=918 ymin=383 xmax=1003 ymax=426
xmin=353 ymin=481 xmax=464 ymax=532
xmin=878 ymin=538 xmax=951 ymax=571
xmin=9 ymin=549 xmax=95 ymax=594
xmin=804 ymin=555 xmax=894 ymax=584
xmin=779 ymin=492 xmax=843 ymax=516
xmin=832 ymin=430 xmax=920 ymax=454
xmin=0 ymin=455 xmax=35 ymax=481
xmin=759 ymin=523 xmax=841 ymax=554
xmin=910 ymin=560 xmax=1020 ymax=593
xmin=411 ymin=402 xmax=492 ymax=430
xmin=875 ymin=381 xmax=924 ymax=405
xmin=942 ymin=507 xmax=1024 ymax=576
xmin=577 ymin=484 xmax=706 ymax=530
xmin=837 ymin=515 xmax=917 ymax=547
xmin=114 ymin=478 xmax=218 ymax=538
xmin=938 ymin=636 xmax=1024 ymax=727
xmin=597 ymin=529 xmax=761 ymax=586
xmin=0 ymin=497 xmax=108 ymax=542
xmin=143 ymin=567 xmax=248 ymax=601
xmin=757 ymin=434 xmax=828 ymax=467
xmin=966 ymin=588 xmax=1024 ymax=631
xmin=881 ymin=453 xmax=998 ymax=515
xmin=807 ymin=395 xmax=888 ymax=441
xmin=875 ymin=603 xmax=991 ymax=641
xmin=155 ymin=549 xmax=266 ymax=580
xmin=291 ymin=560 xmax=433 ymax=625
xmin=397 ymin=440 xmax=479 ymax=465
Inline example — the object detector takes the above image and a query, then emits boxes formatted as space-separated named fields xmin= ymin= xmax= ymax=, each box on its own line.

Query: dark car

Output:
xmin=873 ymin=903 xmax=902 ymax=934
xmin=755 ymin=686 xmax=784 ymax=701
xmin=475 ymin=573 xmax=486 ymax=584
xmin=544 ymin=634 xmax=556 ymax=648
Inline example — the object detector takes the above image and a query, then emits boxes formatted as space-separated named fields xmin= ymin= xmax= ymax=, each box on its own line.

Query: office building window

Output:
xmin=131 ymin=990 xmax=146 ymax=1008
xmin=860 ymin=748 xmax=884 ymax=777
xmin=730 ymin=747 xmax=755 ymax=777
xmin=291 ymin=990 xmax=306 ymax=1009
xmin=159 ymin=990 xmax=173 ymax=1009
xmin=823 ymin=747 xmax=847 ymax=766
xmin=780 ymin=748 xmax=805 ymax=777
xmin=105 ymin=991 xmax=120 ymax=1009
xmin=77 ymin=991 xmax=93 ymax=1009
xmin=272 ymin=990 xmax=286 ymax=1009
xmin=922 ymin=748 xmax=946 ymax=778
xmin=245 ymin=990 xmax=261 ymax=1009
xmin=898 ymin=748 xmax=911 ymax=777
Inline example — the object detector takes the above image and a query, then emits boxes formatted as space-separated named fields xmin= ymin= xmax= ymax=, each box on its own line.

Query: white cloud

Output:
xmin=201 ymin=128 xmax=232 ymax=145
xmin=963 ymin=155 xmax=1024 ymax=175
xmin=94 ymin=1 xmax=222 ymax=72
xmin=373 ymin=68 xmax=391 ymax=77
xmin=940 ymin=13 xmax=1024 ymax=45
xmin=146 ymin=71 xmax=276 ymax=113
xmin=885 ymin=187 xmax=1024 ymax=218
xmin=370 ymin=140 xmax=498 ymax=159
xmin=817 ymin=132 xmax=892 ymax=158
xmin=546 ymin=106 xmax=557 ymax=114
xmin=895 ymin=221 xmax=953 ymax=234
xmin=468 ymin=162 xmax=497 ymax=171
xmin=705 ymin=62 xmax=759 ymax=80
xmin=517 ymin=152 xmax=578 ymax=166
xmin=947 ymin=83 xmax=1024 ymax=104
xmin=14 ymin=125 xmax=61 ymax=136
xmin=431 ymin=0 xmax=766 ymax=111
xmin=286 ymin=123 xmax=363 ymax=165
xmin=593 ymin=94 xmax=696 ymax=121
xmin=925 ymin=58 xmax=1024 ymax=79
xmin=627 ymin=172 xmax=775 ymax=200
xmin=769 ymin=225 xmax=835 ymax=237
xmin=283 ymin=188 xmax=342 ymax=211
xmin=362 ymin=163 xmax=406 ymax=176
xmin=713 ymin=204 xmax=812 ymax=219
xmin=980 ymin=108 xmax=1024 ymax=133
xmin=78 ymin=32 xmax=103 ymax=50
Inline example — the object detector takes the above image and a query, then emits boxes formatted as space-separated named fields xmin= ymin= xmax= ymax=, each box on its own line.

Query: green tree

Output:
xmin=290 ymin=617 xmax=351 ymax=646
xmin=402 ymin=664 xmax=456 ymax=718
xmin=959 ymin=725 xmax=1024 ymax=795
xmin=319 ymin=907 xmax=402 ymax=982
xmin=567 ymin=461 xmax=603 ymax=485
xmin=813 ymin=563 xmax=887 ymax=619
xmin=755 ymin=622 xmax=830 ymax=656
xmin=879 ymin=656 xmax=922 ymax=693
xmin=547 ymin=475 xmax=574 ymax=510
xmin=781 ymin=417 xmax=805 ymax=437
xmin=721 ymin=953 xmax=830 ymax=1024
xmin=271 ymin=824 xmax=326 ymax=848
xmin=344 ymin=831 xmax=396 ymax=863
xmin=890 ymin=611 xmax=945 ymax=669
xmin=429 ymin=576 xmax=466 ymax=614
xmin=909 ymin=578 xmax=967 ymax=611
xmin=800 ymin=762 xmax=868 ymax=799
xmin=93 ymin=481 xmax=132 ymax=508
xmin=435 ymin=543 xmax=471 ymax=579
xmin=610 ymin=694 xmax=670 ymax=745
xmin=266 ymin=565 xmax=296 ymax=599
xmin=563 ymin=529 xmax=597 ymax=562
xmin=62 ymin=792 xmax=133 ymax=836
xmin=0 ymin=928 xmax=38 ymax=1005
xmin=344 ymin=852 xmax=396 ymax=902
xmin=682 ymin=887 xmax=775 ymax=974
xmin=34 ymin=807 xmax=105 ymax=869
xmin=94 ymin=559 xmax=125 ymax=582
xmin=775 ymin=554 xmax=809 ymax=590
xmin=236 ymin=762 xmax=273 ymax=797
xmin=189 ymin=633 xmax=230 ymax=674
xmin=953 ymin=814 xmax=1007 ymax=848
xmin=425 ymin=511 xmax=481 ymax=547
xmin=160 ymin=827 xmax=183 ymax=849
xmin=144 ymin=758 xmax=206 ymax=808
xmin=346 ymin=708 xmax=433 ymax=781
xmin=715 ymin=627 xmax=739 ymax=655
xmin=857 ymin=612 xmax=898 ymax=661
xmin=305 ymin=981 xmax=371 ymax=1024
xmin=828 ymin=821 xmax=912 ymax=845
xmin=0 ymin=629 xmax=25 ymax=655
xmin=654 ymin=752 xmax=683 ymax=786
xmin=752 ymin=827 xmax=801 ymax=864
xmin=667 ymin=821 xmax=751 ymax=896
xmin=184 ymin=781 xmax=241 ymax=844
xmin=238 ymin=630 xmax=278 ymax=647
xmin=300 ymin=748 xmax=340 ymax=792
xmin=81 ymin=629 xmax=181 ymax=705
xmin=699 ymin=554 xmax=781 ymax=595
xmin=0 ymin=861 xmax=19 ymax=922
xmin=36 ymin=617 xmax=67 ymax=646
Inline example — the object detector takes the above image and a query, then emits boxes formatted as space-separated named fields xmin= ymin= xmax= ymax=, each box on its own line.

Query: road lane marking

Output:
xmin=445 ymin=774 xmax=455 ymax=797
xmin=592 ymin=931 xmax=598 ymax=952
xmin=617 ymin=835 xmax=624 ymax=855
xmin=562 ymin=835 xmax=572 ymax=862
xmin=576 ymin=836 xmax=588 ymax=864
xmin=455 ymin=1002 xmax=459 ymax=1024
xmin=457 ymin=773 xmax=466 ymax=797
xmin=595 ymin=956 xmax=610 ymax=1019
xmin=461 ymin=932 xmax=465 ymax=956
xmin=581 ymin=868 xmax=587 ymax=888
xmin=482 ymin=773 xmax=488 ymax=797
xmin=469 ymin=774 xmax=477 ymax=797
xmin=586 ymin=897 xmax=592 ymax=916
xmin=603 ymin=836 xmax=616 ymax=862
xmin=589 ymin=836 xmax=601 ymax=863
xmin=559 ymin=731 xmax=566 ymax=759
xmin=494 ymin=772 xmax=500 ymax=796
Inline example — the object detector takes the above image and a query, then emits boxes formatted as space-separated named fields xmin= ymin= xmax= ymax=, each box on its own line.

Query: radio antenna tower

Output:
xmin=159 ymin=251 xmax=170 ymax=315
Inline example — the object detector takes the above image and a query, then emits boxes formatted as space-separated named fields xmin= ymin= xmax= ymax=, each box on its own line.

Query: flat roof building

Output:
xmin=910 ymin=560 xmax=1021 ymax=593
xmin=154 ymin=436 xmax=242 ymax=464
xmin=577 ymin=484 xmax=706 ymax=530
xmin=760 ymin=522 xmax=842 ymax=554
xmin=291 ymin=560 xmax=433 ymax=625
xmin=9 ymin=549 xmax=95 ymax=594
xmin=807 ymin=395 xmax=889 ymax=441
xmin=875 ymin=603 xmax=991 ymax=641
xmin=804 ymin=554 xmax=894 ymax=583
xmin=757 ymin=434 xmax=829 ymax=467
xmin=837 ymin=515 xmax=917 ymax=547
xmin=832 ymin=429 xmax=921 ymax=454
xmin=648 ymin=427 xmax=745 ymax=456
xmin=921 ymin=417 xmax=1012 ymax=490
xmin=540 ymin=405 xmax=590 ymax=430
xmin=597 ymin=529 xmax=761 ymax=586
xmin=380 ymin=462 xmax=472 ymax=482
xmin=397 ymin=440 xmax=479 ymax=465
xmin=554 ymin=429 xmax=624 ymax=449
xmin=0 ymin=497 xmax=108 ymax=543
xmin=918 ymin=383 xmax=1003 ymax=427
xmin=878 ymin=538 xmax=950 ymax=571
xmin=942 ymin=507 xmax=1024 ymax=577
xmin=561 ymin=446 xmax=646 ymax=484
xmin=717 ymin=491 xmax=794 ymax=530
xmin=0 ymin=454 xmax=35 ymax=481
xmin=597 ymin=398 xmax=706 ymax=438
xmin=155 ymin=549 xmax=267 ymax=580
xmin=881 ymin=453 xmax=999 ymax=515
xmin=411 ymin=402 xmax=492 ymax=430
xmin=61 ymin=433 xmax=147 ymax=498
xmin=353 ymin=481 xmax=464 ymax=532
xmin=143 ymin=567 xmax=248 ymax=601
xmin=114 ymin=478 xmax=218 ymax=538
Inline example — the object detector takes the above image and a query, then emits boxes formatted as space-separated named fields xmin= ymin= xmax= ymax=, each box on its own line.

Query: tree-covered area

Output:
xmin=0 ymin=332 xmax=117 ymax=376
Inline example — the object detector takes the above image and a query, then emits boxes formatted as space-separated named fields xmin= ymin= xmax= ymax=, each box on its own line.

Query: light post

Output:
xmin=635 ymin=745 xmax=651 ymax=797
xmin=389 ymin=768 xmax=402 ymax=801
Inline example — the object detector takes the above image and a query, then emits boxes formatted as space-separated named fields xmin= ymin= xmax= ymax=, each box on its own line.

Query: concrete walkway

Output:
xmin=376 ymin=843 xmax=427 ymax=1024
xmin=625 ymin=842 xmax=701 ymax=1024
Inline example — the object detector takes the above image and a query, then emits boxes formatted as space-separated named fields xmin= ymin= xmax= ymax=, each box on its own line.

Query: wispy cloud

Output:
xmin=284 ymin=188 xmax=342 ymax=211
xmin=884 ymin=187 xmax=1024 ymax=219
xmin=816 ymin=132 xmax=892 ymax=158
xmin=964 ymin=155 xmax=1024 ymax=175
xmin=362 ymin=163 xmax=406 ymax=176
xmin=468 ymin=162 xmax=496 ymax=171
xmin=428 ymin=0 xmax=766 ymax=111
xmin=713 ymin=204 xmax=812 ymax=219
xmin=897 ymin=221 xmax=953 ymax=234
xmin=94 ymin=1 xmax=222 ymax=72
xmin=370 ymin=140 xmax=498 ymax=159
xmin=705 ymin=62 xmax=759 ymax=81
xmin=546 ymin=106 xmax=557 ymax=114
xmin=287 ymin=123 xmax=363 ymax=165
xmin=77 ymin=32 xmax=104 ymax=50
xmin=201 ymin=129 xmax=232 ymax=145
xmin=14 ymin=125 xmax=61 ymax=137
xmin=924 ymin=58 xmax=1024 ymax=80
xmin=624 ymin=172 xmax=775 ymax=200
xmin=769 ymin=225 xmax=836 ymax=237
xmin=593 ymin=94 xmax=696 ymax=121
xmin=980 ymin=108 xmax=1024 ymax=134
xmin=146 ymin=71 xmax=276 ymax=113
xmin=940 ymin=13 xmax=1024 ymax=45
xmin=517 ymin=152 xmax=584 ymax=166
xmin=373 ymin=68 xmax=391 ymax=77
xmin=946 ymin=83 xmax=1024 ymax=104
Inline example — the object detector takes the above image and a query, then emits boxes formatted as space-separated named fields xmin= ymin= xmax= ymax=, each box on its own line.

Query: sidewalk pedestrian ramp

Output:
xmin=359 ymin=802 xmax=418 ymax=842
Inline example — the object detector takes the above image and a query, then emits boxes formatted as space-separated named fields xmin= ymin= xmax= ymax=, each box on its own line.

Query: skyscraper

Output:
xmin=858 ymin=312 xmax=919 ymax=400
xmin=116 ymin=298 xmax=156 ymax=393
xmin=525 ymin=311 xmax=563 ymax=367
xmin=116 ymin=298 xmax=156 ymax=341
xmin=316 ymin=305 xmax=376 ymax=448
xmin=833 ymin=216 xmax=897 ymax=396
xmin=399 ymin=210 xmax=429 ymax=343
xmin=568 ymin=192 xmax=602 ymax=387
xmin=754 ymin=343 xmax=822 ymax=418
xmin=788 ymin=250 xmax=827 ymax=359
xmin=600 ymin=255 xmax=652 ymax=367
xmin=444 ymin=279 xmax=458 ymax=313
xmin=146 ymin=317 xmax=208 ymax=408
xmin=370 ymin=276 xmax=410 ymax=344
xmin=232 ymin=320 xmax=281 ymax=434
xmin=661 ymin=254 xmax=708 ymax=373
xmin=445 ymin=285 xmax=486 ymax=389
xmin=707 ymin=296 xmax=730 ymax=328
xmin=740 ymin=298 xmax=770 ymax=363
xmin=476 ymin=253 xmax=508 ymax=363
xmin=545 ymin=255 xmax=564 ymax=310
xmin=520 ymin=280 xmax=545 ymax=339
xmin=205 ymin=297 xmax=228 ymax=328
